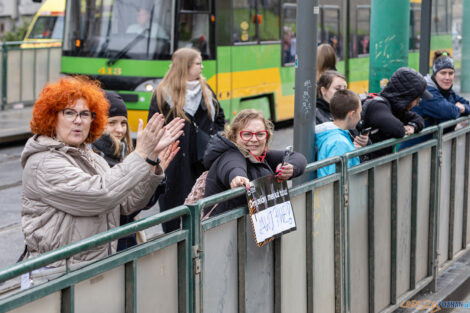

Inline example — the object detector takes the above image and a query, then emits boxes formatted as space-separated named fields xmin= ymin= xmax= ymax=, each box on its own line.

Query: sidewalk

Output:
xmin=0 ymin=107 xmax=32 ymax=144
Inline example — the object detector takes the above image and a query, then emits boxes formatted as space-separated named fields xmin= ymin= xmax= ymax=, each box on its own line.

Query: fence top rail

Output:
xmin=0 ymin=205 xmax=191 ymax=283
xmin=439 ymin=115 xmax=470 ymax=129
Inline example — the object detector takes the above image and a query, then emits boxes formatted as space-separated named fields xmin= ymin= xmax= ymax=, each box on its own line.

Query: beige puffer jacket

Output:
xmin=21 ymin=135 xmax=164 ymax=265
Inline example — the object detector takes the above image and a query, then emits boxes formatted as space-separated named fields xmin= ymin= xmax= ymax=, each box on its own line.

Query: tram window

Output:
xmin=320 ymin=6 xmax=341 ymax=57
xmin=433 ymin=0 xmax=451 ymax=34
xmin=216 ymin=0 xmax=232 ymax=46
xmin=281 ymin=1 xmax=296 ymax=65
xmin=29 ymin=16 xmax=64 ymax=39
xmin=258 ymin=0 xmax=280 ymax=42
xmin=410 ymin=3 xmax=421 ymax=51
xmin=355 ymin=5 xmax=370 ymax=57
xmin=177 ymin=13 xmax=212 ymax=58
xmin=63 ymin=0 xmax=174 ymax=60
xmin=180 ymin=0 xmax=209 ymax=11
xmin=233 ymin=0 xmax=256 ymax=43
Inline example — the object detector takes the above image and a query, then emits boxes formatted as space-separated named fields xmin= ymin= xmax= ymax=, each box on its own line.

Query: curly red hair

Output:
xmin=31 ymin=76 xmax=109 ymax=143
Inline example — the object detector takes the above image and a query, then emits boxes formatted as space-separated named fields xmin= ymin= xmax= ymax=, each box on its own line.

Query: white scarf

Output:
xmin=165 ymin=81 xmax=215 ymax=121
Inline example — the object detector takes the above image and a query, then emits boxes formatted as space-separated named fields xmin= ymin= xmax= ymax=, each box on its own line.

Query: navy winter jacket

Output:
xmin=412 ymin=74 xmax=470 ymax=128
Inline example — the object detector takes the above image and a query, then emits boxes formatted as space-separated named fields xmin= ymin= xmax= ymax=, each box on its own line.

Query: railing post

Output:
xmin=340 ymin=155 xmax=350 ymax=313
xmin=185 ymin=204 xmax=201 ymax=313
xmin=428 ymin=127 xmax=442 ymax=292
xmin=1 ymin=42 xmax=7 ymax=110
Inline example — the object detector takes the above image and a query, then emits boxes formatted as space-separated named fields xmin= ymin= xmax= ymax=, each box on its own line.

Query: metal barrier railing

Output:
xmin=0 ymin=117 xmax=469 ymax=313
xmin=0 ymin=205 xmax=193 ymax=313
xmin=0 ymin=40 xmax=62 ymax=110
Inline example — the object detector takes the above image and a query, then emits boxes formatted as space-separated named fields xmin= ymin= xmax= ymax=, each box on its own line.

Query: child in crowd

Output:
xmin=315 ymin=89 xmax=362 ymax=177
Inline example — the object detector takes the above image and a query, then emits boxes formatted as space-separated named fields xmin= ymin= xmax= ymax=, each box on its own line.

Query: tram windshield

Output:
xmin=63 ymin=0 xmax=174 ymax=60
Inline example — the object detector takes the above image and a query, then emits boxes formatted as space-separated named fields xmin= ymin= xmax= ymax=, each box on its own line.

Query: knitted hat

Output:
xmin=105 ymin=91 xmax=127 ymax=118
xmin=432 ymin=55 xmax=454 ymax=76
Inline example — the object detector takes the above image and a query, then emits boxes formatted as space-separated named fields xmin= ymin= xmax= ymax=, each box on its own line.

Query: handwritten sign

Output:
xmin=246 ymin=175 xmax=296 ymax=247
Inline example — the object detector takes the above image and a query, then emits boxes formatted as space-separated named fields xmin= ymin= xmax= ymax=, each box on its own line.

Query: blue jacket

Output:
xmin=315 ymin=122 xmax=360 ymax=178
xmin=412 ymin=75 xmax=470 ymax=128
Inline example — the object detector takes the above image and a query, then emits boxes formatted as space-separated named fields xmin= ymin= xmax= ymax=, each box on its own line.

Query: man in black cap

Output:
xmin=361 ymin=67 xmax=431 ymax=158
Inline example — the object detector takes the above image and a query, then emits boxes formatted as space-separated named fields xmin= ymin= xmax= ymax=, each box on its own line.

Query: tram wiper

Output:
xmin=106 ymin=28 xmax=149 ymax=66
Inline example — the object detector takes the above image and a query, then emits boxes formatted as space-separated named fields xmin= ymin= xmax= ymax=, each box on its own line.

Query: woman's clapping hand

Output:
xmin=134 ymin=113 xmax=165 ymax=160
xmin=159 ymin=141 xmax=181 ymax=172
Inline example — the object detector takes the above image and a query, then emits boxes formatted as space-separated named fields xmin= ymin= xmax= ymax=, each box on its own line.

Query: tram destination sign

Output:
xmin=246 ymin=175 xmax=297 ymax=247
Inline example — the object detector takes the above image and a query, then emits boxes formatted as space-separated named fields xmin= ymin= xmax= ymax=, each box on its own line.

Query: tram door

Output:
xmin=218 ymin=0 xmax=281 ymax=121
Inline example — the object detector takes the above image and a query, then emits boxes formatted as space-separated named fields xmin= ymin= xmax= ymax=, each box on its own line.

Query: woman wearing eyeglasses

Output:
xmin=20 ymin=76 xmax=184 ymax=267
xmin=202 ymin=109 xmax=306 ymax=217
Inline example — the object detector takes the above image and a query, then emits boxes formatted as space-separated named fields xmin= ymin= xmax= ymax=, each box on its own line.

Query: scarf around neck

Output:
xmin=165 ymin=81 xmax=215 ymax=120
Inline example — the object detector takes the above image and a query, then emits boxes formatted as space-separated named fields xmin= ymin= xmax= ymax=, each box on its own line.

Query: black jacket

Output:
xmin=362 ymin=68 xmax=425 ymax=158
xmin=316 ymin=97 xmax=333 ymax=125
xmin=203 ymin=134 xmax=307 ymax=216
xmin=92 ymin=134 xmax=165 ymax=250
xmin=148 ymin=88 xmax=225 ymax=232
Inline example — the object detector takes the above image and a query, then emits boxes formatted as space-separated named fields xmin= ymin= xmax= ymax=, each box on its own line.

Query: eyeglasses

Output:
xmin=61 ymin=108 xmax=96 ymax=122
xmin=239 ymin=130 xmax=268 ymax=141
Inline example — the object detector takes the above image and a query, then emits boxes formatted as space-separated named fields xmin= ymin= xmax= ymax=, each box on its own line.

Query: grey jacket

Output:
xmin=21 ymin=135 xmax=163 ymax=265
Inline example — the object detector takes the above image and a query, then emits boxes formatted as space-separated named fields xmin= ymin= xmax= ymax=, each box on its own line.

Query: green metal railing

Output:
xmin=0 ymin=117 xmax=470 ymax=313
xmin=0 ymin=40 xmax=61 ymax=110
xmin=0 ymin=205 xmax=193 ymax=313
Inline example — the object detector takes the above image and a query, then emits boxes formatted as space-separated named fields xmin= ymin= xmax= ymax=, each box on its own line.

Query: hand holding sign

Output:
xmin=246 ymin=174 xmax=296 ymax=247
xmin=230 ymin=176 xmax=250 ymax=189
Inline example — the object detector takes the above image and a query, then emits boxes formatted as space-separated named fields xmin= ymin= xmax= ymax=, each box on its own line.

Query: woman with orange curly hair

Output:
xmin=20 ymin=76 xmax=184 ymax=272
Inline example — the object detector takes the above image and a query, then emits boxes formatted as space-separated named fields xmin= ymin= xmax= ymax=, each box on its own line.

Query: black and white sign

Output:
xmin=246 ymin=175 xmax=296 ymax=247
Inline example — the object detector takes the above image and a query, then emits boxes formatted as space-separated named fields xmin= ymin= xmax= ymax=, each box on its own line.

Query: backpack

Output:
xmin=184 ymin=171 xmax=209 ymax=205
xmin=359 ymin=92 xmax=380 ymax=105
xmin=184 ymin=171 xmax=218 ymax=219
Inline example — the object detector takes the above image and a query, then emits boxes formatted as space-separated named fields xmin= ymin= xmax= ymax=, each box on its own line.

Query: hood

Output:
xmin=21 ymin=135 xmax=85 ymax=168
xmin=202 ymin=133 xmax=240 ymax=168
xmin=315 ymin=122 xmax=349 ymax=148
xmin=425 ymin=74 xmax=438 ymax=90
xmin=380 ymin=67 xmax=431 ymax=111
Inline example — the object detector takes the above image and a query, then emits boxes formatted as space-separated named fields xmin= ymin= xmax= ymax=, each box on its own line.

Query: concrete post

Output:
xmin=293 ymin=0 xmax=319 ymax=183
xmin=368 ymin=0 xmax=410 ymax=92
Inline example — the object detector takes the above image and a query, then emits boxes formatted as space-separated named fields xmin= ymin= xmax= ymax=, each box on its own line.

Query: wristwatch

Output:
xmin=145 ymin=157 xmax=160 ymax=166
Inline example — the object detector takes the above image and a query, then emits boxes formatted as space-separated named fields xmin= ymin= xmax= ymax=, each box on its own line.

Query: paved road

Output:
xmin=0 ymin=125 xmax=294 ymax=269
xmin=0 ymin=144 xmax=26 ymax=269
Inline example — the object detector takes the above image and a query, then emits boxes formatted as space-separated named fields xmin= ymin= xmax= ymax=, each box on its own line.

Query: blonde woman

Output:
xmin=203 ymin=109 xmax=306 ymax=217
xmin=148 ymin=47 xmax=225 ymax=233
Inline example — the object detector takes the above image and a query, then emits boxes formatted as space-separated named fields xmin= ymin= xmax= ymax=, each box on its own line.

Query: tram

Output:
xmin=20 ymin=0 xmax=65 ymax=48
xmin=60 ymin=0 xmax=453 ymax=131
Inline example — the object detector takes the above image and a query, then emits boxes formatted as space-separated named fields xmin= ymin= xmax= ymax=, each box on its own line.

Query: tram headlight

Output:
xmin=135 ymin=79 xmax=162 ymax=92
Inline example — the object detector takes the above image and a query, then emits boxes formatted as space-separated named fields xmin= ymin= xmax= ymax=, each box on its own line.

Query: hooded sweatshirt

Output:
xmin=315 ymin=122 xmax=360 ymax=178
xmin=361 ymin=67 xmax=425 ymax=158
xmin=21 ymin=135 xmax=163 ymax=266
xmin=203 ymin=134 xmax=306 ymax=216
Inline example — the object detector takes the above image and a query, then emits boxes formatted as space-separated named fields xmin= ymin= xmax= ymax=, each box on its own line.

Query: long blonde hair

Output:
xmin=155 ymin=48 xmax=214 ymax=121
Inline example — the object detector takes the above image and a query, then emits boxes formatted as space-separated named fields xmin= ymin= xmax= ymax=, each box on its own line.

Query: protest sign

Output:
xmin=246 ymin=175 xmax=296 ymax=247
